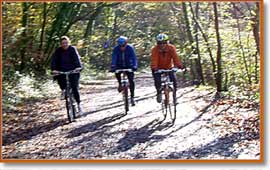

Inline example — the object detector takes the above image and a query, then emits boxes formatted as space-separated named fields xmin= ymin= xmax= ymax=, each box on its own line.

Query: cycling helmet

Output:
xmin=156 ymin=33 xmax=169 ymax=42
xmin=117 ymin=36 xmax=128 ymax=46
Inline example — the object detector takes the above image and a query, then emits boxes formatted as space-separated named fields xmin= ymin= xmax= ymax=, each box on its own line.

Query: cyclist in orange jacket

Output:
xmin=151 ymin=33 xmax=184 ymax=103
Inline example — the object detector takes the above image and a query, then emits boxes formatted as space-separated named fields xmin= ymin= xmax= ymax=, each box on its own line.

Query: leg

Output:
xmin=69 ymin=73 xmax=80 ymax=103
xmin=169 ymin=72 xmax=177 ymax=90
xmin=115 ymin=73 xmax=121 ymax=85
xmin=152 ymin=70 xmax=162 ymax=93
xmin=127 ymin=72 xmax=135 ymax=98
xmin=152 ymin=70 xmax=162 ymax=103
xmin=56 ymin=75 xmax=67 ymax=90
xmin=115 ymin=73 xmax=122 ymax=92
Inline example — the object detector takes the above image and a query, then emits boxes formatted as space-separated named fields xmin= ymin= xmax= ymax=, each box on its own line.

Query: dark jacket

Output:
xmin=111 ymin=44 xmax=138 ymax=71
xmin=51 ymin=46 xmax=83 ymax=72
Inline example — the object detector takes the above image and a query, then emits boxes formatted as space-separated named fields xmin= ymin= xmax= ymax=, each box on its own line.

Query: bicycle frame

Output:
xmin=53 ymin=69 xmax=80 ymax=123
xmin=115 ymin=69 xmax=133 ymax=114
xmin=161 ymin=73 xmax=174 ymax=105
xmin=155 ymin=68 xmax=178 ymax=123
xmin=121 ymin=73 xmax=129 ymax=91
xmin=115 ymin=69 xmax=133 ymax=92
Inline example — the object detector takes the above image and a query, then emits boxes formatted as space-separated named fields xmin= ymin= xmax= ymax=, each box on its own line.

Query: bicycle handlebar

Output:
xmin=154 ymin=68 xmax=181 ymax=74
xmin=115 ymin=69 xmax=133 ymax=73
xmin=52 ymin=69 xmax=81 ymax=76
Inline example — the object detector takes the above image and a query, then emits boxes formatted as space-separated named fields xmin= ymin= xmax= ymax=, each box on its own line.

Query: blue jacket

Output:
xmin=111 ymin=44 xmax=138 ymax=71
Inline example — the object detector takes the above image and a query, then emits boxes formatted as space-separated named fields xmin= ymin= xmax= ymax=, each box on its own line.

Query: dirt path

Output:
xmin=2 ymin=72 xmax=260 ymax=160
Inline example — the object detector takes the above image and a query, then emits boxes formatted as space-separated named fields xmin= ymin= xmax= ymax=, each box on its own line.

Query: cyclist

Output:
xmin=151 ymin=33 xmax=184 ymax=103
xmin=111 ymin=36 xmax=138 ymax=106
xmin=51 ymin=36 xmax=83 ymax=114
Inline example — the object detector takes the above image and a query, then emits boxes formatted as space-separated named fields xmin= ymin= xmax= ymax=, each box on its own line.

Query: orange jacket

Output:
xmin=151 ymin=44 xmax=182 ymax=70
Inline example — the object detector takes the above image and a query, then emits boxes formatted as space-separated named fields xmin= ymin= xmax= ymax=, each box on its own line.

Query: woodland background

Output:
xmin=2 ymin=2 xmax=260 ymax=110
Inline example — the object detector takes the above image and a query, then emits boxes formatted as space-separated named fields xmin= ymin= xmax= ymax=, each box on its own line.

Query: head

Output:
xmin=60 ymin=36 xmax=71 ymax=50
xmin=117 ymin=36 xmax=128 ymax=51
xmin=156 ymin=33 xmax=169 ymax=48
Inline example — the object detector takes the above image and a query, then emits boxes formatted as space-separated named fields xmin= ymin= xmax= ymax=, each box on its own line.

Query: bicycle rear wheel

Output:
xmin=123 ymin=87 xmax=129 ymax=114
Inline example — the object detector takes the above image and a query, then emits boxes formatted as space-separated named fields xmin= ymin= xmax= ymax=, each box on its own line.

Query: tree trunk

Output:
xmin=233 ymin=3 xmax=252 ymax=85
xmin=19 ymin=2 xmax=29 ymax=72
xmin=39 ymin=3 xmax=47 ymax=52
xmin=182 ymin=2 xmax=198 ymax=84
xmin=111 ymin=12 xmax=118 ymax=47
xmin=190 ymin=2 xmax=205 ymax=85
xmin=252 ymin=2 xmax=260 ymax=83
xmin=189 ymin=2 xmax=216 ymax=75
xmin=35 ymin=2 xmax=47 ymax=74
xmin=213 ymin=2 xmax=222 ymax=92
xmin=84 ymin=3 xmax=105 ymax=39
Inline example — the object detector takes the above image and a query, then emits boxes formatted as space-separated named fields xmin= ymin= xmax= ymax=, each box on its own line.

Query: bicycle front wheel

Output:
xmin=70 ymin=92 xmax=77 ymax=119
xmin=123 ymin=87 xmax=129 ymax=114
xmin=169 ymin=87 xmax=177 ymax=123
xmin=162 ymin=87 xmax=170 ymax=121
xmin=66 ymin=92 xmax=76 ymax=123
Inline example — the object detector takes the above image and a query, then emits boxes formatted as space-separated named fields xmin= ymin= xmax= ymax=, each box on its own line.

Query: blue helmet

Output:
xmin=117 ymin=36 xmax=128 ymax=46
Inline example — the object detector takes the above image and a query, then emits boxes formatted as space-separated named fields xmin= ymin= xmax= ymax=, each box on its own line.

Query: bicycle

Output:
xmin=115 ymin=69 xmax=133 ymax=115
xmin=52 ymin=69 xmax=81 ymax=123
xmin=154 ymin=68 xmax=180 ymax=124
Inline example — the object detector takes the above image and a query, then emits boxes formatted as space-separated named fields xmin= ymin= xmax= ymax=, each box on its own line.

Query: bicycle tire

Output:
xmin=123 ymin=87 xmax=129 ymax=114
xmin=65 ymin=97 xmax=72 ymax=123
xmin=65 ymin=91 xmax=75 ymax=123
xmin=163 ymin=87 xmax=170 ymax=120
xmin=70 ymin=92 xmax=77 ymax=119
xmin=169 ymin=87 xmax=177 ymax=123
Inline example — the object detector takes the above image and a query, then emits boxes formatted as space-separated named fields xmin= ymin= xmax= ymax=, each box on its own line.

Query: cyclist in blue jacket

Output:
xmin=111 ymin=36 xmax=138 ymax=106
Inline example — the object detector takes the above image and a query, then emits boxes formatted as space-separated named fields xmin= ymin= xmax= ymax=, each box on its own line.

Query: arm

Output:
xmin=71 ymin=46 xmax=83 ymax=70
xmin=50 ymin=48 xmax=58 ymax=71
xmin=130 ymin=45 xmax=138 ymax=70
xmin=111 ymin=47 xmax=118 ymax=71
xmin=171 ymin=45 xmax=183 ymax=68
xmin=150 ymin=47 xmax=158 ymax=70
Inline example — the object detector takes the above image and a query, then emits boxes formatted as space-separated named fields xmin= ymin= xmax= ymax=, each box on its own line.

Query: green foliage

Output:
xmin=2 ymin=2 xmax=260 ymax=102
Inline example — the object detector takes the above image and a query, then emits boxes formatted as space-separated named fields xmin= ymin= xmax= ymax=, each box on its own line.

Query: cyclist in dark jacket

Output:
xmin=111 ymin=36 xmax=138 ymax=106
xmin=51 ymin=36 xmax=83 ymax=113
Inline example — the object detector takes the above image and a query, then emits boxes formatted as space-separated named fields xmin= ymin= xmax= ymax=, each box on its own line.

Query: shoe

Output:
xmin=60 ymin=90 xmax=65 ymax=100
xmin=77 ymin=103 xmax=83 ymax=115
xmin=156 ymin=93 xmax=162 ymax=103
xmin=118 ymin=84 xmax=122 ymax=92
xmin=131 ymin=97 xmax=136 ymax=106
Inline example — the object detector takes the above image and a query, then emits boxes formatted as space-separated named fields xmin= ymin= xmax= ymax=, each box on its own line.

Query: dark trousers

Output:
xmin=115 ymin=72 xmax=135 ymax=98
xmin=55 ymin=73 xmax=81 ymax=103
xmin=152 ymin=70 xmax=177 ymax=94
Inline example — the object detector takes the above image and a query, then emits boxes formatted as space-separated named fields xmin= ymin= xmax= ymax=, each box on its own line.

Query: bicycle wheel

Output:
xmin=65 ymin=91 xmax=75 ymax=123
xmin=169 ymin=87 xmax=177 ymax=123
xmin=163 ymin=87 xmax=170 ymax=120
xmin=123 ymin=86 xmax=129 ymax=114
xmin=70 ymin=91 xmax=77 ymax=119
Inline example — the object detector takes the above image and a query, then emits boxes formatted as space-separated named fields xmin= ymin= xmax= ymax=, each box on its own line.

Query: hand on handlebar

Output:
xmin=75 ymin=67 xmax=82 ymax=72
xmin=109 ymin=67 xmax=115 ymax=73
xmin=52 ymin=70 xmax=60 ymax=75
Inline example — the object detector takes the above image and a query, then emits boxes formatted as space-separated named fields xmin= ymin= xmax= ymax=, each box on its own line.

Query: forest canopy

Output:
xmin=2 ymin=2 xmax=260 ymax=97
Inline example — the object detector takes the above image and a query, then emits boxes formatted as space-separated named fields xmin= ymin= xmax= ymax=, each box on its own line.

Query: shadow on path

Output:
xmin=164 ymin=130 xmax=259 ymax=159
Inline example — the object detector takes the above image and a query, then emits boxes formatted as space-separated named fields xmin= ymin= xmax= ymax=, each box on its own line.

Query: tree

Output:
xmin=213 ymin=2 xmax=222 ymax=92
